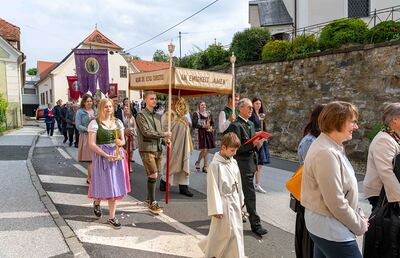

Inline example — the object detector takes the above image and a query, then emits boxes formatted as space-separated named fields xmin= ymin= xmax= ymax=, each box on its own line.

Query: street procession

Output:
xmin=1 ymin=1 xmax=400 ymax=257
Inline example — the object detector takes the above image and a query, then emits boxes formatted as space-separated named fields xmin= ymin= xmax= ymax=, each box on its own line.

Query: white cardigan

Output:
xmin=364 ymin=131 xmax=400 ymax=202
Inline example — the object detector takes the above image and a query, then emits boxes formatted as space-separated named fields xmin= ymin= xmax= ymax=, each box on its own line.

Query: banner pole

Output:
xmin=166 ymin=42 xmax=175 ymax=204
xmin=230 ymin=52 xmax=236 ymax=111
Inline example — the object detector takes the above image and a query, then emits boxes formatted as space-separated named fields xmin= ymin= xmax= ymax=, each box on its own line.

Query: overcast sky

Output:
xmin=0 ymin=0 xmax=250 ymax=68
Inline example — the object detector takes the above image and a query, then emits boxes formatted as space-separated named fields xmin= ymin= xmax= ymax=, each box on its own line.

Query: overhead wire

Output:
xmin=125 ymin=0 xmax=220 ymax=52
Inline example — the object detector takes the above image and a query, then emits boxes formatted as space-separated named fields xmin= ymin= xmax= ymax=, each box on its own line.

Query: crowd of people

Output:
xmin=43 ymin=91 xmax=400 ymax=258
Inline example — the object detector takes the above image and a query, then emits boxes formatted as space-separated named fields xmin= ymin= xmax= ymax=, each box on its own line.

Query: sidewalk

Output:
xmin=0 ymin=127 xmax=71 ymax=258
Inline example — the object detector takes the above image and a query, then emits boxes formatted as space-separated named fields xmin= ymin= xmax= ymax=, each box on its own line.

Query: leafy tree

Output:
xmin=131 ymin=55 xmax=141 ymax=60
xmin=230 ymin=27 xmax=271 ymax=63
xmin=319 ymin=18 xmax=369 ymax=50
xmin=204 ymin=43 xmax=228 ymax=67
xmin=27 ymin=68 xmax=37 ymax=76
xmin=153 ymin=49 xmax=169 ymax=62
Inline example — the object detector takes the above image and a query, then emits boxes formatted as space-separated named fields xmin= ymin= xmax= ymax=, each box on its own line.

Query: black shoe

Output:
xmin=242 ymin=216 xmax=247 ymax=223
xmin=63 ymin=138 xmax=67 ymax=143
xmin=251 ymin=226 xmax=268 ymax=237
xmin=108 ymin=217 xmax=121 ymax=229
xmin=69 ymin=142 xmax=73 ymax=147
xmin=159 ymin=179 xmax=166 ymax=191
xmin=93 ymin=201 xmax=102 ymax=217
xmin=74 ymin=144 xmax=78 ymax=148
xmin=179 ymin=185 xmax=194 ymax=197
xmin=202 ymin=166 xmax=208 ymax=173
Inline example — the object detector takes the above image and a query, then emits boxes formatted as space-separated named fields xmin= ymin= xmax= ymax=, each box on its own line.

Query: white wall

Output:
xmin=5 ymin=62 xmax=20 ymax=103
xmin=37 ymin=77 xmax=52 ymax=105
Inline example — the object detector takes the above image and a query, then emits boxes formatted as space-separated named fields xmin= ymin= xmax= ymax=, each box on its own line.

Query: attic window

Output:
xmin=110 ymin=51 xmax=114 ymax=55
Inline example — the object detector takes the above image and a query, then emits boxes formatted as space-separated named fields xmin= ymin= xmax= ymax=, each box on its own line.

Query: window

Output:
xmin=41 ymin=93 xmax=45 ymax=105
xmin=49 ymin=89 xmax=53 ymax=103
xmin=348 ymin=0 xmax=369 ymax=18
xmin=45 ymin=91 xmax=48 ymax=104
xmin=120 ymin=66 xmax=127 ymax=78
xmin=24 ymin=88 xmax=36 ymax=95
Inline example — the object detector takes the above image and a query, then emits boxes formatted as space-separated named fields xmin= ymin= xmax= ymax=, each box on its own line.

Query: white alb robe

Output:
xmin=199 ymin=152 xmax=245 ymax=258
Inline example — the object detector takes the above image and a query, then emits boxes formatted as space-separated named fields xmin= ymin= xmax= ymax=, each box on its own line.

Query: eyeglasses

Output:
xmin=247 ymin=106 xmax=254 ymax=110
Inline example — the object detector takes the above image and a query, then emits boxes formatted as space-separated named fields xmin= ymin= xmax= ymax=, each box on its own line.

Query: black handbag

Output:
xmin=363 ymin=153 xmax=400 ymax=258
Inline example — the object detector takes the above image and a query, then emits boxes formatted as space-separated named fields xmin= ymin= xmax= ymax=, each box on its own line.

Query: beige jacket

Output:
xmin=301 ymin=133 xmax=366 ymax=236
xmin=364 ymin=131 xmax=400 ymax=202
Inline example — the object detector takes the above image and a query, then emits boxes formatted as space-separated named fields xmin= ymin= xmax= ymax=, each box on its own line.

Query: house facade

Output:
xmin=249 ymin=0 xmax=400 ymax=37
xmin=0 ymin=18 xmax=24 ymax=128
xmin=36 ymin=29 xmax=140 ymax=105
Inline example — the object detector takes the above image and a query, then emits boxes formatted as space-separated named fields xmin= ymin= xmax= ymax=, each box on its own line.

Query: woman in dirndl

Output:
xmin=75 ymin=94 xmax=96 ymax=184
xmin=87 ymin=98 xmax=130 ymax=229
xmin=249 ymin=97 xmax=271 ymax=193
xmin=192 ymin=101 xmax=216 ymax=173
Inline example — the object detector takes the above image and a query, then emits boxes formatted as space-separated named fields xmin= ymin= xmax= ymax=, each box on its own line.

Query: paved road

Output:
xmin=0 ymin=127 xmax=71 ymax=258
xmin=30 ymin=125 xmax=295 ymax=257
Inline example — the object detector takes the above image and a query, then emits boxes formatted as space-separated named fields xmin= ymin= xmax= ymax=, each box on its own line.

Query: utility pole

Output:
xmin=179 ymin=31 xmax=182 ymax=59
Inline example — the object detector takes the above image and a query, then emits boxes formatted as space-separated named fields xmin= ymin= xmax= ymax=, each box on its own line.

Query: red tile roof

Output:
xmin=132 ymin=60 xmax=169 ymax=72
xmin=0 ymin=18 xmax=20 ymax=42
xmin=37 ymin=61 xmax=58 ymax=80
xmin=82 ymin=29 xmax=122 ymax=50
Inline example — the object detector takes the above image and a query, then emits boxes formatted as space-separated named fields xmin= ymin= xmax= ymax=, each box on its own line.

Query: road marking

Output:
xmin=73 ymin=164 xmax=88 ymax=175
xmin=46 ymin=190 xmax=203 ymax=257
xmin=57 ymin=148 xmax=71 ymax=159
xmin=38 ymin=174 xmax=87 ymax=186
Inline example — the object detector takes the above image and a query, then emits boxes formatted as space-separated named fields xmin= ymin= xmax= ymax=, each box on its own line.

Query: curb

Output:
xmin=26 ymin=133 xmax=89 ymax=258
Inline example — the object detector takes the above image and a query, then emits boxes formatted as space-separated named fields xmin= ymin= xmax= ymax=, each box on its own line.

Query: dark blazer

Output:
xmin=224 ymin=116 xmax=258 ymax=173
xmin=44 ymin=108 xmax=56 ymax=124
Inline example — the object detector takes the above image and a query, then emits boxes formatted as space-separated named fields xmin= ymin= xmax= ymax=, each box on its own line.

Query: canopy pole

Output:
xmin=230 ymin=52 xmax=237 ymax=110
xmin=166 ymin=42 xmax=175 ymax=205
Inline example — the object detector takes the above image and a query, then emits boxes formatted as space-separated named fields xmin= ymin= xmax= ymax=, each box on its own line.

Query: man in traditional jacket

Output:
xmin=159 ymin=97 xmax=193 ymax=197
xmin=53 ymin=99 xmax=63 ymax=133
xmin=224 ymin=98 xmax=268 ymax=237
xmin=136 ymin=91 xmax=172 ymax=214
xmin=218 ymin=94 xmax=239 ymax=133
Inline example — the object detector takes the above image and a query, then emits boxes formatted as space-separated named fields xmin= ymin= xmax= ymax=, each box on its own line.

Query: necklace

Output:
xmin=382 ymin=126 xmax=400 ymax=145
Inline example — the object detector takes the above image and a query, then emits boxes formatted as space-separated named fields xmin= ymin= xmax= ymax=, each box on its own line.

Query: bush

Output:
xmin=319 ymin=18 xmax=369 ymax=50
xmin=230 ymin=27 xmax=271 ymax=63
xmin=261 ymin=40 xmax=290 ymax=61
xmin=0 ymin=93 xmax=8 ymax=129
xmin=288 ymin=34 xmax=319 ymax=58
xmin=367 ymin=21 xmax=400 ymax=44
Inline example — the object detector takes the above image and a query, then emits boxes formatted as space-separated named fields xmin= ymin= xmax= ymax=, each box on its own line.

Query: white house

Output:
xmin=36 ymin=29 xmax=140 ymax=105
xmin=249 ymin=0 xmax=400 ymax=37
xmin=0 ymin=18 xmax=24 ymax=128
xmin=22 ymin=74 xmax=39 ymax=117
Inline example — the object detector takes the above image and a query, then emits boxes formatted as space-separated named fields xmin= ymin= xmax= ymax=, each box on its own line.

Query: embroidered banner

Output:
xmin=74 ymin=49 xmax=109 ymax=94
xmin=66 ymin=76 xmax=80 ymax=100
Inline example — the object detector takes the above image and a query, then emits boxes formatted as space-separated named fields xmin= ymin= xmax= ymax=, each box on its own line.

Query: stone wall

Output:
xmin=188 ymin=41 xmax=400 ymax=171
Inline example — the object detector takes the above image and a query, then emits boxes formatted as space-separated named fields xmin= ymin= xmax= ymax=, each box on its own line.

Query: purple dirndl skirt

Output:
xmin=88 ymin=144 xmax=131 ymax=200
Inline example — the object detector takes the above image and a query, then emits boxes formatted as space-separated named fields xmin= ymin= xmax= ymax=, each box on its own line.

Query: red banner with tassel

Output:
xmin=67 ymin=76 xmax=80 ymax=100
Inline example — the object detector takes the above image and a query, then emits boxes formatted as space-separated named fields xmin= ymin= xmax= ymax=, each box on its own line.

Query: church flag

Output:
xmin=67 ymin=76 xmax=80 ymax=100
xmin=74 ymin=49 xmax=109 ymax=94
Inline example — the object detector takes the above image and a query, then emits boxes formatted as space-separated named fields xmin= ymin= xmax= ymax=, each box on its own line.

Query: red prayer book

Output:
xmin=244 ymin=131 xmax=272 ymax=145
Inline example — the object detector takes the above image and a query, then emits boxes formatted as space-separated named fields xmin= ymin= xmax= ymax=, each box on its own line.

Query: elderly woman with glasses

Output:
xmin=301 ymin=101 xmax=368 ymax=258
xmin=364 ymin=103 xmax=400 ymax=211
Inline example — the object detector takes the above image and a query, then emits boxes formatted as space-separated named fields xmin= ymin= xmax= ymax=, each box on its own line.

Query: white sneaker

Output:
xmin=255 ymin=184 xmax=266 ymax=193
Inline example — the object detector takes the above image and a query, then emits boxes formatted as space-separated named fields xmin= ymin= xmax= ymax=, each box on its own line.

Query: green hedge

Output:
xmin=367 ymin=21 xmax=400 ymax=44
xmin=230 ymin=27 xmax=271 ymax=63
xmin=261 ymin=40 xmax=290 ymax=61
xmin=319 ymin=18 xmax=369 ymax=50
xmin=0 ymin=93 xmax=8 ymax=130
xmin=289 ymin=34 xmax=319 ymax=58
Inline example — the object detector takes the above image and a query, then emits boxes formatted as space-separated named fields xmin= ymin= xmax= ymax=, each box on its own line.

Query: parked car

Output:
xmin=35 ymin=105 xmax=47 ymax=120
